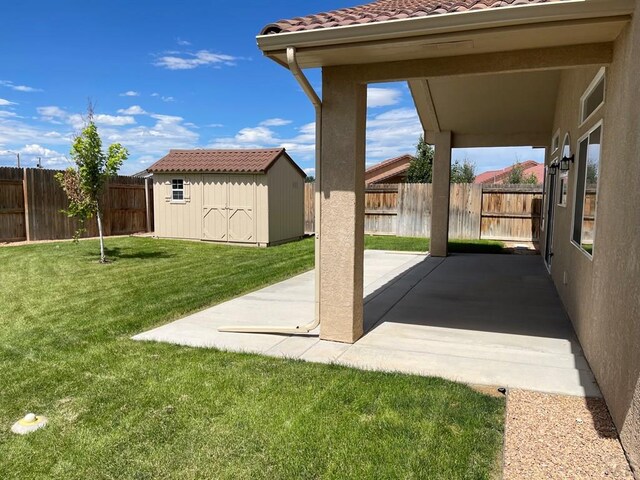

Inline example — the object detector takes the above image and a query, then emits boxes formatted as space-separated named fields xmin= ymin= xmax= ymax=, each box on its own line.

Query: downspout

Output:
xmin=218 ymin=46 xmax=322 ymax=335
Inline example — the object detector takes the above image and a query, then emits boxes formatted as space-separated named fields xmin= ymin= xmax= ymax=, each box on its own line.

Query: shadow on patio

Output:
xmin=356 ymin=253 xmax=600 ymax=397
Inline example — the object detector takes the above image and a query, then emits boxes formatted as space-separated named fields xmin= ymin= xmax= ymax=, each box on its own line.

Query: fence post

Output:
xmin=22 ymin=168 xmax=31 ymax=241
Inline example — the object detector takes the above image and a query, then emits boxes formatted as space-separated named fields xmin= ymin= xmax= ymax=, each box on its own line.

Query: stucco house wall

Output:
xmin=545 ymin=5 xmax=640 ymax=468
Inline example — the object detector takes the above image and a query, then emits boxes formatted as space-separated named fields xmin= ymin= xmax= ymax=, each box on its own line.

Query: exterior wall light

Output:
xmin=560 ymin=155 xmax=575 ymax=172
xmin=549 ymin=161 xmax=559 ymax=175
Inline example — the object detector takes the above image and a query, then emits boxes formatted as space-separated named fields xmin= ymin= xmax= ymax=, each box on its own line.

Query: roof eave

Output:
xmin=257 ymin=0 xmax=634 ymax=58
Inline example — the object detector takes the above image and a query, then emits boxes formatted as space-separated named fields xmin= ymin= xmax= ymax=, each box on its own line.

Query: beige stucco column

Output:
xmin=318 ymin=68 xmax=367 ymax=343
xmin=430 ymin=131 xmax=452 ymax=257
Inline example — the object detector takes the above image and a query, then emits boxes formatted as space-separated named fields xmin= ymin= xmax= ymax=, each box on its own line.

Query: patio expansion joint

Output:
xmin=347 ymin=342 xmax=596 ymax=374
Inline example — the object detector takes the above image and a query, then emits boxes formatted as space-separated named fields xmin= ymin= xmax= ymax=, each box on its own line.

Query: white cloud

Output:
xmin=0 ymin=103 xmax=202 ymax=173
xmin=0 ymin=144 xmax=68 ymax=168
xmin=37 ymin=106 xmax=68 ymax=123
xmin=234 ymin=126 xmax=276 ymax=143
xmin=367 ymin=87 xmax=403 ymax=108
xmin=38 ymin=106 xmax=135 ymax=129
xmin=208 ymin=121 xmax=316 ymax=164
xmin=0 ymin=98 xmax=16 ymax=106
xmin=0 ymin=80 xmax=42 ymax=92
xmin=120 ymin=91 xmax=140 ymax=97
xmin=117 ymin=105 xmax=147 ymax=115
xmin=176 ymin=38 xmax=191 ymax=46
xmin=154 ymin=50 xmax=238 ymax=70
xmin=37 ymin=106 xmax=66 ymax=117
xmin=260 ymin=118 xmax=291 ymax=127
xmin=366 ymin=107 xmax=422 ymax=161
xmin=205 ymin=123 xmax=224 ymax=128
xmin=0 ymin=110 xmax=17 ymax=117
xmin=150 ymin=92 xmax=174 ymax=102
xmin=93 ymin=114 xmax=136 ymax=126
xmin=304 ymin=167 xmax=315 ymax=176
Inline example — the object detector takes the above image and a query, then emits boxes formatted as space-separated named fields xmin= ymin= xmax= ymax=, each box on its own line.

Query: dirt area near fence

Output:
xmin=0 ymin=232 xmax=152 ymax=247
xmin=504 ymin=389 xmax=634 ymax=479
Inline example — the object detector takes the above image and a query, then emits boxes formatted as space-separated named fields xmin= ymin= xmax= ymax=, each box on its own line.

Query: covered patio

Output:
xmin=134 ymin=250 xmax=599 ymax=397
xmin=253 ymin=0 xmax=629 ymax=347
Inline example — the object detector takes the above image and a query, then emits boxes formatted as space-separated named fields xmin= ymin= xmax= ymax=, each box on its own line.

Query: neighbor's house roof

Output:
xmin=261 ymin=0 xmax=560 ymax=35
xmin=365 ymin=154 xmax=413 ymax=184
xmin=148 ymin=148 xmax=306 ymax=177
xmin=474 ymin=160 xmax=544 ymax=184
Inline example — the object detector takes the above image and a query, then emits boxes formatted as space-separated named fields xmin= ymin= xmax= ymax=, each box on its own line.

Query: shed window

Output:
xmin=580 ymin=68 xmax=605 ymax=125
xmin=572 ymin=123 xmax=602 ymax=256
xmin=172 ymin=179 xmax=184 ymax=201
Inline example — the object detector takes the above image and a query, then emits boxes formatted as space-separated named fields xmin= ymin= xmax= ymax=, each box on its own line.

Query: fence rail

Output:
xmin=304 ymin=182 xmax=543 ymax=242
xmin=0 ymin=167 xmax=153 ymax=243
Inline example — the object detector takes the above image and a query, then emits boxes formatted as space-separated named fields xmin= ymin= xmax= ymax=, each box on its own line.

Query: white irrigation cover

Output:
xmin=11 ymin=413 xmax=48 ymax=435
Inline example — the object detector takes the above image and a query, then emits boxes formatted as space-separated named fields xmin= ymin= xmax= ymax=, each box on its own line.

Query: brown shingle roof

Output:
xmin=148 ymin=148 xmax=290 ymax=174
xmin=261 ymin=0 xmax=559 ymax=35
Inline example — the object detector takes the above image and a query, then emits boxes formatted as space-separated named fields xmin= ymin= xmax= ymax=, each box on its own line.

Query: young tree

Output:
xmin=304 ymin=175 xmax=315 ymax=183
xmin=56 ymin=107 xmax=129 ymax=263
xmin=505 ymin=162 xmax=538 ymax=185
xmin=406 ymin=135 xmax=434 ymax=183
xmin=450 ymin=157 xmax=476 ymax=183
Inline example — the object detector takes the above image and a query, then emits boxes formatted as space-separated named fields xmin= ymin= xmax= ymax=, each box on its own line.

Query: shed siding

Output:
xmin=153 ymin=173 xmax=203 ymax=239
xmin=267 ymin=154 xmax=305 ymax=243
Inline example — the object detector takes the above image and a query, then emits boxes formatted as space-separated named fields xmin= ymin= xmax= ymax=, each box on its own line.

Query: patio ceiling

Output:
xmin=409 ymin=70 xmax=561 ymax=147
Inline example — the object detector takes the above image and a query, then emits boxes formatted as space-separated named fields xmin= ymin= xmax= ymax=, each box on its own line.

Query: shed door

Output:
xmin=227 ymin=175 xmax=255 ymax=243
xmin=202 ymin=174 xmax=228 ymax=241
xmin=202 ymin=174 xmax=256 ymax=242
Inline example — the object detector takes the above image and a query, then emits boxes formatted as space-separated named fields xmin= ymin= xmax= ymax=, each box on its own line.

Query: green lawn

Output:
xmin=365 ymin=235 xmax=507 ymax=254
xmin=0 ymin=237 xmax=504 ymax=479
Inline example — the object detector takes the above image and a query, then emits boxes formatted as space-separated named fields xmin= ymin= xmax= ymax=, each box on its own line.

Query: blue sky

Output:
xmin=0 ymin=0 xmax=543 ymax=175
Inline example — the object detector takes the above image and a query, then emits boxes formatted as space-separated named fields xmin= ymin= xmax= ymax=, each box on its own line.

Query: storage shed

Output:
xmin=148 ymin=148 xmax=306 ymax=246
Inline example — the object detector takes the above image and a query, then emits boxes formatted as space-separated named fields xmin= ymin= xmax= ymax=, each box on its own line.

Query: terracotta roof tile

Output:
xmin=260 ymin=0 xmax=561 ymax=34
xmin=474 ymin=160 xmax=543 ymax=184
xmin=148 ymin=148 xmax=287 ymax=174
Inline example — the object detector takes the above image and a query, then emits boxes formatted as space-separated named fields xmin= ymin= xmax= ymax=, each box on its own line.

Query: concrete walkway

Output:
xmin=133 ymin=250 xmax=600 ymax=397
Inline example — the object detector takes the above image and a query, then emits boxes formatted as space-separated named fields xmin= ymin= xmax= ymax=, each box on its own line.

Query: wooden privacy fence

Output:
xmin=304 ymin=183 xmax=543 ymax=242
xmin=0 ymin=167 xmax=153 ymax=243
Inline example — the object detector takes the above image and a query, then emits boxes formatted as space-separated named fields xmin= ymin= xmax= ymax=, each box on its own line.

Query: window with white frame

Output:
xmin=580 ymin=68 xmax=605 ymax=125
xmin=171 ymin=179 xmax=184 ymax=201
xmin=572 ymin=123 xmax=602 ymax=255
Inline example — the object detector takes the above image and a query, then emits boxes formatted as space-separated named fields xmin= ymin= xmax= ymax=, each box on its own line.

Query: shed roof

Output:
xmin=148 ymin=148 xmax=305 ymax=177
xmin=261 ymin=0 xmax=561 ymax=35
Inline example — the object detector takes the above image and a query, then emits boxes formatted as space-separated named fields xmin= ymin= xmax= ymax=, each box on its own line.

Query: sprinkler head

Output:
xmin=11 ymin=413 xmax=48 ymax=435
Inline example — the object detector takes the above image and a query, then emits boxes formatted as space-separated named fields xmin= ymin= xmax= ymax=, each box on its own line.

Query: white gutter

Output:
xmin=218 ymin=47 xmax=322 ymax=336
xmin=257 ymin=0 xmax=634 ymax=53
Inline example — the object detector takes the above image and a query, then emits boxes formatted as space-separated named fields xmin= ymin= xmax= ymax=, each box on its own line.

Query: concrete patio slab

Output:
xmin=133 ymin=250 xmax=600 ymax=397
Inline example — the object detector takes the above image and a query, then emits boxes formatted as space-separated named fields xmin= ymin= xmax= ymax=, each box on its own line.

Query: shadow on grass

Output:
xmin=87 ymin=247 xmax=176 ymax=261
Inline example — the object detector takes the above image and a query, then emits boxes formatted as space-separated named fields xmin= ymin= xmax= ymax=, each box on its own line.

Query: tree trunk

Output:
xmin=96 ymin=206 xmax=106 ymax=263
